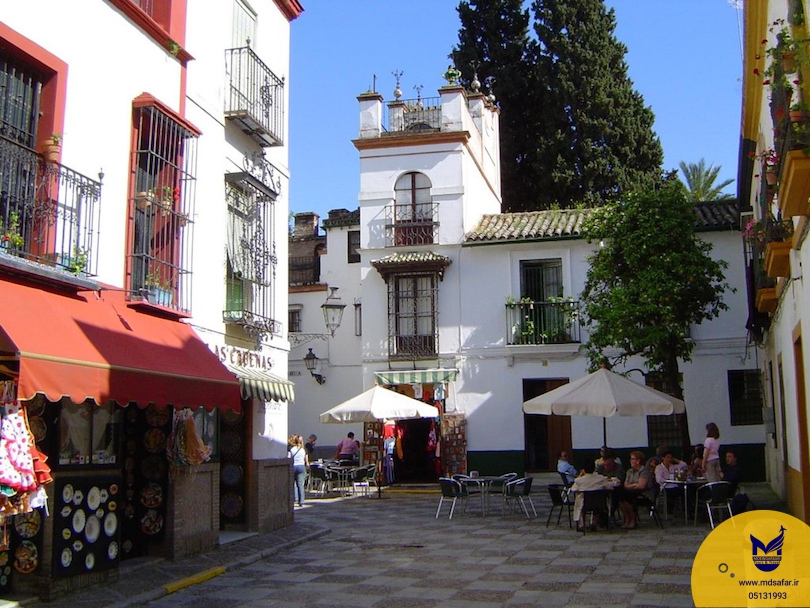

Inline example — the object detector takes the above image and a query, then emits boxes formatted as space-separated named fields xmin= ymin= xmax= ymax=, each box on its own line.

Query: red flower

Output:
xmin=753 ymin=68 xmax=760 ymax=75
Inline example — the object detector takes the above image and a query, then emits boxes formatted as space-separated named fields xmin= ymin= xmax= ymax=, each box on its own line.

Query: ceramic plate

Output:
xmin=72 ymin=509 xmax=86 ymax=534
xmin=139 ymin=482 xmax=163 ymax=509
xmin=145 ymin=404 xmax=171 ymax=427
xmin=107 ymin=541 xmax=119 ymax=560
xmin=13 ymin=541 xmax=37 ymax=574
xmin=14 ymin=510 xmax=41 ymax=539
xmin=60 ymin=505 xmax=72 ymax=518
xmin=85 ymin=553 xmax=94 ymax=570
xmin=110 ymin=483 xmax=119 ymax=495
xmin=142 ymin=455 xmax=166 ymax=481
xmin=60 ymin=548 xmax=72 ymax=568
xmin=140 ymin=509 xmax=163 ymax=535
xmin=72 ymin=490 xmax=84 ymax=506
xmin=28 ymin=416 xmax=46 ymax=443
xmin=61 ymin=528 xmax=71 ymax=540
xmin=99 ymin=489 xmax=109 ymax=503
xmin=108 ymin=501 xmax=117 ymax=512
xmin=104 ymin=512 xmax=118 ymax=537
xmin=87 ymin=487 xmax=101 ymax=511
xmin=143 ymin=428 xmax=166 ymax=454
xmin=85 ymin=516 xmax=101 ymax=544
xmin=62 ymin=484 xmax=74 ymax=504
xmin=72 ymin=540 xmax=83 ymax=552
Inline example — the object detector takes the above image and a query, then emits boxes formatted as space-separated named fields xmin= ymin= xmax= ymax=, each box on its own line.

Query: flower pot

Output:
xmin=765 ymin=168 xmax=778 ymax=186
xmin=783 ymin=50 xmax=797 ymax=74
xmin=42 ymin=141 xmax=61 ymax=163
xmin=135 ymin=192 xmax=154 ymax=210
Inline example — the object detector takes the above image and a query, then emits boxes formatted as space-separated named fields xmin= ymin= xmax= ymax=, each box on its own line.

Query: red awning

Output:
xmin=0 ymin=279 xmax=240 ymax=412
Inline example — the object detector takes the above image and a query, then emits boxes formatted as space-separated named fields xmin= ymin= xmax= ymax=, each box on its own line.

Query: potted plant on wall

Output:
xmin=144 ymin=268 xmax=174 ymax=306
xmin=42 ymin=132 xmax=61 ymax=163
xmin=0 ymin=212 xmax=24 ymax=251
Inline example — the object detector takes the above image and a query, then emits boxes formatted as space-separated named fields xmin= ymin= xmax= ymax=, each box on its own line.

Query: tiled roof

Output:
xmin=464 ymin=201 xmax=739 ymax=244
xmin=371 ymin=251 xmax=451 ymax=266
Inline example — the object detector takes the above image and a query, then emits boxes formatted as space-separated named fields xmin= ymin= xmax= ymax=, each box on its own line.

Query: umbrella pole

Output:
xmin=602 ymin=417 xmax=607 ymax=447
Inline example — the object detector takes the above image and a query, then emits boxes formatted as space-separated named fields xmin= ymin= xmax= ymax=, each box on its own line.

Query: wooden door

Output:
xmin=523 ymin=378 xmax=571 ymax=472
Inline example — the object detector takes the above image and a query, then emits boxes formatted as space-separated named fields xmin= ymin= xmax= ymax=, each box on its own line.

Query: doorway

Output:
xmin=394 ymin=418 xmax=436 ymax=482
xmin=523 ymin=377 xmax=570 ymax=472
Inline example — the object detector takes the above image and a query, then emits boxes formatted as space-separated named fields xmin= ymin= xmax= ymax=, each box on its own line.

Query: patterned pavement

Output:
xmin=9 ymin=475 xmax=784 ymax=608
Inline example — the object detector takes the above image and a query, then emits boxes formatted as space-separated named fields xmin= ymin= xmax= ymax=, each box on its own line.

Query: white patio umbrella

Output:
xmin=522 ymin=367 xmax=685 ymax=445
xmin=319 ymin=386 xmax=439 ymax=424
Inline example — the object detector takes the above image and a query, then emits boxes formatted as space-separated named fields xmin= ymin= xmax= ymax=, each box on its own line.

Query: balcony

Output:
xmin=0 ymin=135 xmax=101 ymax=280
xmin=505 ymin=299 xmax=582 ymax=345
xmin=225 ymin=47 xmax=285 ymax=147
xmin=289 ymin=255 xmax=319 ymax=285
xmin=384 ymin=201 xmax=439 ymax=247
xmin=222 ymin=308 xmax=280 ymax=342
xmin=384 ymin=97 xmax=442 ymax=134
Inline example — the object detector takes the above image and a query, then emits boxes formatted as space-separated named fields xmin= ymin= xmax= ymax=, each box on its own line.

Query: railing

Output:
xmin=505 ymin=300 xmax=582 ymax=345
xmin=384 ymin=200 xmax=439 ymax=246
xmin=225 ymin=47 xmax=285 ymax=147
xmin=289 ymin=255 xmax=319 ymax=284
xmin=222 ymin=308 xmax=280 ymax=340
xmin=383 ymin=97 xmax=442 ymax=133
xmin=0 ymin=135 xmax=101 ymax=276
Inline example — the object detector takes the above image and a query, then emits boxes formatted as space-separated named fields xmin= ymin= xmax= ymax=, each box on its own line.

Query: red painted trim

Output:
xmin=133 ymin=93 xmax=202 ymax=136
xmin=0 ymin=22 xmax=67 ymax=152
xmin=273 ymin=0 xmax=304 ymax=21
xmin=107 ymin=0 xmax=194 ymax=64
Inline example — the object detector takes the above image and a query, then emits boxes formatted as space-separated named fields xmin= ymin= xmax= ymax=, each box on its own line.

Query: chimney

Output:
xmin=293 ymin=212 xmax=320 ymax=238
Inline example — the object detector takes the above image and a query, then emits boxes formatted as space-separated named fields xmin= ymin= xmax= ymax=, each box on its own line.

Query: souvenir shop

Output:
xmin=0 ymin=277 xmax=242 ymax=600
xmin=364 ymin=369 xmax=466 ymax=482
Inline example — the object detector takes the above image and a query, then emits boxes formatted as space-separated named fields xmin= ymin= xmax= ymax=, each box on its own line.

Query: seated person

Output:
xmin=334 ymin=432 xmax=360 ymax=463
xmin=594 ymin=445 xmax=622 ymax=468
xmin=570 ymin=460 xmax=615 ymax=530
xmin=688 ymin=444 xmax=705 ymax=477
xmin=721 ymin=448 xmax=742 ymax=495
xmin=596 ymin=448 xmax=625 ymax=482
xmin=556 ymin=450 xmax=578 ymax=485
xmin=655 ymin=451 xmax=689 ymax=512
xmin=615 ymin=450 xmax=655 ymax=529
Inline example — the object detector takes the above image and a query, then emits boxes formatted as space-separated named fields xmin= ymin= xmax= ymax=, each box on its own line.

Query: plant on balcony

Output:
xmin=67 ymin=247 xmax=89 ymax=275
xmin=505 ymin=295 xmax=516 ymax=308
xmin=144 ymin=267 xmax=174 ymax=306
xmin=518 ymin=296 xmax=533 ymax=308
xmin=742 ymin=217 xmax=768 ymax=249
xmin=749 ymin=148 xmax=779 ymax=184
xmin=42 ymin=132 xmax=61 ymax=163
xmin=0 ymin=212 xmax=24 ymax=250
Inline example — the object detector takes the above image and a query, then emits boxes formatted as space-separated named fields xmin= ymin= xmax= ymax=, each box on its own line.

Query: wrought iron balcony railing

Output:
xmin=505 ymin=299 xmax=582 ymax=345
xmin=384 ymin=200 xmax=439 ymax=247
xmin=225 ymin=47 xmax=285 ymax=147
xmin=383 ymin=96 xmax=442 ymax=133
xmin=0 ymin=135 xmax=101 ymax=276
xmin=289 ymin=255 xmax=319 ymax=285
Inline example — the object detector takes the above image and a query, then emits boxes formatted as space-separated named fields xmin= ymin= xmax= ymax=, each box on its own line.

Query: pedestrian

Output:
xmin=335 ymin=431 xmax=360 ymax=463
xmin=305 ymin=434 xmax=317 ymax=458
xmin=703 ymin=422 xmax=722 ymax=482
xmin=288 ymin=435 xmax=308 ymax=507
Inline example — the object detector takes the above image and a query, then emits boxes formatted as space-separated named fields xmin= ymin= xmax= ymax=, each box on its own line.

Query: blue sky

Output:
xmin=289 ymin=1 xmax=743 ymax=219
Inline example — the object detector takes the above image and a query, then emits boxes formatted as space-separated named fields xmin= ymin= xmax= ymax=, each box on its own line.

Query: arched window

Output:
xmin=392 ymin=172 xmax=436 ymax=245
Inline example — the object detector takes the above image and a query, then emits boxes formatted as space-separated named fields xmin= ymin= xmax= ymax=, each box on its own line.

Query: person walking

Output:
xmin=703 ymin=422 xmax=722 ymax=482
xmin=289 ymin=435 xmax=308 ymax=507
xmin=305 ymin=434 xmax=317 ymax=458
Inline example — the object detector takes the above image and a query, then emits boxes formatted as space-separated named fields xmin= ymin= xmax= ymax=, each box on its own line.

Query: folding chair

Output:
xmin=546 ymin=484 xmax=573 ymax=528
xmin=634 ymin=484 xmax=664 ymax=528
xmin=696 ymin=481 xmax=733 ymax=529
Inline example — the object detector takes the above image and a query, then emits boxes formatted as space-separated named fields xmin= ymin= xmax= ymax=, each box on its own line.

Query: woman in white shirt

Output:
xmin=703 ymin=422 xmax=722 ymax=482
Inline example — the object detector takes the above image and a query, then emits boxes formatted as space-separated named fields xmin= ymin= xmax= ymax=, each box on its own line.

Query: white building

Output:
xmin=290 ymin=77 xmax=763 ymax=482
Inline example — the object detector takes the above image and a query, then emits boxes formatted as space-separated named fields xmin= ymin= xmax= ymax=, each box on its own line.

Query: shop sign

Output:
xmin=210 ymin=344 xmax=274 ymax=371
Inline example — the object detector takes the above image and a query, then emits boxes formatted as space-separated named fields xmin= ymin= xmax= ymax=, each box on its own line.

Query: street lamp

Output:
xmin=303 ymin=348 xmax=326 ymax=384
xmin=288 ymin=286 xmax=347 ymax=347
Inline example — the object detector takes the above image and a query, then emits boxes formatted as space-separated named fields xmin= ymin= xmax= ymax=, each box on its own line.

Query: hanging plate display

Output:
xmin=140 ymin=509 xmax=163 ymax=535
xmin=14 ymin=541 xmax=37 ymax=574
xmin=142 ymin=456 xmax=167 ymax=481
xmin=143 ymin=428 xmax=166 ymax=454
xmin=72 ymin=490 xmax=84 ymax=506
xmin=60 ymin=505 xmax=72 ymax=519
xmin=99 ymin=489 xmax=109 ymax=503
xmin=72 ymin=540 xmax=83 ymax=553
xmin=87 ymin=487 xmax=101 ymax=511
xmin=60 ymin=548 xmax=72 ymax=569
xmin=110 ymin=483 xmax=119 ymax=495
xmin=61 ymin=528 xmax=71 ymax=540
xmin=139 ymin=482 xmax=163 ymax=509
xmin=220 ymin=493 xmax=243 ymax=518
xmin=72 ymin=509 xmax=86 ymax=534
xmin=14 ymin=510 xmax=41 ymax=539
xmin=220 ymin=431 xmax=241 ymax=456
xmin=107 ymin=541 xmax=118 ymax=561
xmin=221 ymin=408 xmax=243 ymax=425
xmin=103 ymin=512 xmax=118 ymax=537
xmin=85 ymin=553 xmax=95 ymax=570
xmin=62 ymin=484 xmax=74 ymax=504
xmin=220 ymin=464 xmax=243 ymax=486
xmin=145 ymin=404 xmax=171 ymax=427
xmin=84 ymin=516 xmax=101 ymax=544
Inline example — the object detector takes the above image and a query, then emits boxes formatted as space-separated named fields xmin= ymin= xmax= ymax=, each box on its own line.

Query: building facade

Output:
xmin=739 ymin=0 xmax=810 ymax=520
xmin=289 ymin=76 xmax=763 ymax=482
xmin=0 ymin=0 xmax=300 ymax=599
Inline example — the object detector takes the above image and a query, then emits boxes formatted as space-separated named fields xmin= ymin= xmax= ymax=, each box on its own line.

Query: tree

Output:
xmin=678 ymin=158 xmax=735 ymax=202
xmin=580 ymin=177 xmax=731 ymax=454
xmin=451 ymin=0 xmax=664 ymax=212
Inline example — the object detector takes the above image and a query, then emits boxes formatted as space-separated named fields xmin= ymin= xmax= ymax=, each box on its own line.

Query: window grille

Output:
xmin=347 ymin=230 xmax=360 ymax=263
xmin=129 ymin=103 xmax=197 ymax=312
xmin=388 ymin=273 xmax=437 ymax=359
xmin=386 ymin=172 xmax=437 ymax=246
xmin=0 ymin=52 xmax=41 ymax=147
xmin=645 ymin=372 xmax=686 ymax=452
xmin=728 ymin=369 xmax=764 ymax=426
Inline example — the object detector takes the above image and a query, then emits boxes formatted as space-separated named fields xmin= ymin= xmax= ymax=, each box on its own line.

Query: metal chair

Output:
xmin=503 ymin=477 xmax=537 ymax=518
xmin=436 ymin=477 xmax=469 ymax=519
xmin=696 ymin=481 xmax=733 ymax=529
xmin=578 ymin=489 xmax=610 ymax=532
xmin=634 ymin=484 xmax=664 ymax=528
xmin=490 ymin=472 xmax=518 ymax=494
xmin=307 ymin=464 xmax=335 ymax=496
xmin=546 ymin=484 xmax=573 ymax=528
xmin=559 ymin=471 xmax=574 ymax=488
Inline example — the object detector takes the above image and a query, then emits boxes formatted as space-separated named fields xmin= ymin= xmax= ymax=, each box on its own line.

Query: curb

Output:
xmin=107 ymin=526 xmax=331 ymax=608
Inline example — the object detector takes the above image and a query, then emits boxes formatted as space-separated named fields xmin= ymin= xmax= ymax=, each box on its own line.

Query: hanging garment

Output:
xmin=434 ymin=383 xmax=445 ymax=401
xmin=412 ymin=384 xmax=423 ymax=399
xmin=0 ymin=403 xmax=37 ymax=492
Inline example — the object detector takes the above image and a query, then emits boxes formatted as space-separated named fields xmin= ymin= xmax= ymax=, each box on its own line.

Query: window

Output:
xmin=0 ymin=51 xmax=41 ymax=147
xmin=128 ymin=98 xmax=198 ymax=312
xmin=520 ymin=259 xmax=562 ymax=301
xmin=288 ymin=308 xmax=301 ymax=333
xmin=232 ymin=0 xmax=257 ymax=47
xmin=59 ymin=399 xmax=122 ymax=466
xmin=389 ymin=273 xmax=437 ymax=358
xmin=391 ymin=172 xmax=436 ymax=246
xmin=223 ymin=173 xmax=278 ymax=340
xmin=508 ymin=259 xmax=579 ymax=344
xmin=347 ymin=230 xmax=360 ymax=263
xmin=728 ymin=369 xmax=764 ymax=426
xmin=645 ymin=372 xmax=686 ymax=450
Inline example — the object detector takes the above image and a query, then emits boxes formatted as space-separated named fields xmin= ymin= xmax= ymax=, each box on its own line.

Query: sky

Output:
xmin=288 ymin=0 xmax=744 ymax=219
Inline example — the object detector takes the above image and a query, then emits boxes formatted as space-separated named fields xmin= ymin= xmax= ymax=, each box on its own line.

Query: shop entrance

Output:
xmin=393 ymin=417 xmax=438 ymax=483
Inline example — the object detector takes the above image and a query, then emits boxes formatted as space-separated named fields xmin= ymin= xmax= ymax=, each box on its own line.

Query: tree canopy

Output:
xmin=452 ymin=0 xmax=664 ymax=212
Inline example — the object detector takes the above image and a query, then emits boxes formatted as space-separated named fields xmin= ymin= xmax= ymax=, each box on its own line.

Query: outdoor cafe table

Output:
xmin=663 ymin=477 xmax=707 ymax=524
xmin=460 ymin=476 xmax=503 ymax=517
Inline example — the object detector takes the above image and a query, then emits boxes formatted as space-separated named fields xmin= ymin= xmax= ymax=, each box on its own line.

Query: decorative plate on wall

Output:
xmin=220 ymin=464 xmax=243 ymax=486
xmin=14 ymin=510 xmax=41 ymax=539
xmin=145 ymin=404 xmax=171 ymax=427
xmin=13 ymin=541 xmax=37 ymax=574
xmin=143 ymin=428 xmax=166 ymax=454
xmin=220 ymin=493 xmax=243 ymax=518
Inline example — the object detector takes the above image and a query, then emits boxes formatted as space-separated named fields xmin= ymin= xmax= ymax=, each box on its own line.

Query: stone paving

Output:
xmin=8 ymin=475 xmax=783 ymax=608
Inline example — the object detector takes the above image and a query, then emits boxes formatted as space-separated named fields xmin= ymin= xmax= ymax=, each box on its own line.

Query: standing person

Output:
xmin=335 ymin=431 xmax=360 ymax=462
xmin=703 ymin=422 xmax=721 ymax=482
xmin=288 ymin=435 xmax=308 ymax=507
xmin=305 ymin=434 xmax=317 ymax=459
xmin=556 ymin=450 xmax=578 ymax=484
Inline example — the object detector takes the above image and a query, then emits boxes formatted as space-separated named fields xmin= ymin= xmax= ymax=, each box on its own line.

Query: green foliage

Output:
xmin=678 ymin=158 xmax=735 ymax=202
xmin=68 ymin=247 xmax=89 ymax=275
xmin=580 ymin=179 xmax=731 ymax=375
xmin=452 ymin=0 xmax=663 ymax=212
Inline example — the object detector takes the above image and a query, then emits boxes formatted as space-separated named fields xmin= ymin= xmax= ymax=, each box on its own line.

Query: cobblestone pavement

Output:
xmin=8 ymin=476 xmax=784 ymax=608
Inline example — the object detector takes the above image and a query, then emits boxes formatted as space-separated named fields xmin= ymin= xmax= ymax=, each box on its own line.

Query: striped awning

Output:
xmin=374 ymin=368 xmax=458 ymax=386
xmin=225 ymin=364 xmax=295 ymax=402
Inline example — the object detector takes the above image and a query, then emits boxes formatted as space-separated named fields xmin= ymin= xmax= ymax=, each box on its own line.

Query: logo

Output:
xmin=751 ymin=525 xmax=785 ymax=572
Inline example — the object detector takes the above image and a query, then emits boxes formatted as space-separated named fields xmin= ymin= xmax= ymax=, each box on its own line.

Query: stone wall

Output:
xmin=248 ymin=458 xmax=293 ymax=532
